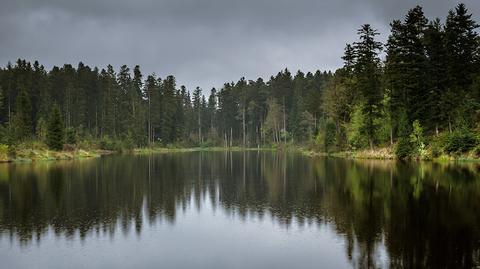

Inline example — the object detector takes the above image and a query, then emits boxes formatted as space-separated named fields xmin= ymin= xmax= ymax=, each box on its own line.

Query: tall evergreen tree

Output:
xmin=444 ymin=3 xmax=479 ymax=129
xmin=353 ymin=24 xmax=383 ymax=149
xmin=12 ymin=89 xmax=32 ymax=140
xmin=46 ymin=104 xmax=64 ymax=150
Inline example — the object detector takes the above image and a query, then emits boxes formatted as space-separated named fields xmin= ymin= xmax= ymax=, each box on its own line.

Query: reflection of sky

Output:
xmin=0 ymin=192 xmax=354 ymax=269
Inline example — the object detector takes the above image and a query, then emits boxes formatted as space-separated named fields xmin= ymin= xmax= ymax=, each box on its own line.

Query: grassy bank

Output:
xmin=134 ymin=146 xmax=276 ymax=154
xmin=0 ymin=148 xmax=104 ymax=163
xmin=0 ymin=141 xmax=276 ymax=163
xmin=0 ymin=142 xmax=112 ymax=163
xmin=2 ymin=138 xmax=479 ymax=164
xmin=298 ymin=145 xmax=480 ymax=163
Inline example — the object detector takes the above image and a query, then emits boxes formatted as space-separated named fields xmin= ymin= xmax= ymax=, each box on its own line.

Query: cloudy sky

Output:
xmin=1 ymin=0 xmax=479 ymax=91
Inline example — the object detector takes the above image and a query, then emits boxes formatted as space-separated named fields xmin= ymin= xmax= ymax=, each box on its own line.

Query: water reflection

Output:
xmin=0 ymin=152 xmax=479 ymax=268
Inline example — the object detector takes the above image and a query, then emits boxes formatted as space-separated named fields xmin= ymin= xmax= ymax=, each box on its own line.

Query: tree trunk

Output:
xmin=198 ymin=107 xmax=201 ymax=143
xmin=242 ymin=106 xmax=246 ymax=147
xmin=390 ymin=127 xmax=393 ymax=145
xmin=283 ymin=97 xmax=286 ymax=146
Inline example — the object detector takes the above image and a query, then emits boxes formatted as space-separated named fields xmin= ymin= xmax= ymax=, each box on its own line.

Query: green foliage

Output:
xmin=354 ymin=24 xmax=383 ymax=149
xmin=65 ymin=127 xmax=77 ymax=145
xmin=324 ymin=120 xmax=337 ymax=152
xmin=395 ymin=113 xmax=414 ymax=159
xmin=0 ymin=144 xmax=9 ymax=161
xmin=12 ymin=89 xmax=32 ymax=140
xmin=395 ymin=137 xmax=413 ymax=160
xmin=396 ymin=120 xmax=429 ymax=159
xmin=46 ymin=105 xmax=64 ymax=151
xmin=99 ymin=136 xmax=115 ymax=150
xmin=99 ymin=136 xmax=132 ymax=152
xmin=441 ymin=129 xmax=478 ymax=154
xmin=36 ymin=117 xmax=48 ymax=142
xmin=409 ymin=120 xmax=427 ymax=158
xmin=347 ymin=105 xmax=367 ymax=149
xmin=315 ymin=119 xmax=337 ymax=152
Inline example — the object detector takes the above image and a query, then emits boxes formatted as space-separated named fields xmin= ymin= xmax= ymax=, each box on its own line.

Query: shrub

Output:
xmin=63 ymin=144 xmax=76 ymax=152
xmin=99 ymin=136 xmax=115 ymax=150
xmin=122 ymin=133 xmax=135 ymax=151
xmin=65 ymin=127 xmax=77 ymax=145
xmin=395 ymin=137 xmax=413 ymax=160
xmin=347 ymin=105 xmax=367 ymax=149
xmin=324 ymin=120 xmax=337 ymax=152
xmin=409 ymin=120 xmax=427 ymax=159
xmin=429 ymin=138 xmax=442 ymax=158
xmin=315 ymin=119 xmax=337 ymax=153
xmin=0 ymin=144 xmax=9 ymax=161
xmin=7 ymin=144 xmax=16 ymax=159
xmin=442 ymin=130 xmax=478 ymax=154
xmin=474 ymin=145 xmax=480 ymax=157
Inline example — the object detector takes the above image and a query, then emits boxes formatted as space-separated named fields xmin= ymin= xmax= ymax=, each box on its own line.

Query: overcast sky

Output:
xmin=1 ymin=0 xmax=479 ymax=91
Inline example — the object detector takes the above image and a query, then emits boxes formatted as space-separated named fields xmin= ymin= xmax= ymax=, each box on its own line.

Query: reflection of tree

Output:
xmin=0 ymin=153 xmax=479 ymax=268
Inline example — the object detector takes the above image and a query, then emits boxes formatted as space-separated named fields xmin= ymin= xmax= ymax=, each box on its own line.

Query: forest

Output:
xmin=0 ymin=3 xmax=479 ymax=159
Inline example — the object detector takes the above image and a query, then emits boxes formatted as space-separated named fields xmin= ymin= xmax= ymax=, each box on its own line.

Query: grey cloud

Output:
xmin=1 ymin=0 xmax=479 ymax=91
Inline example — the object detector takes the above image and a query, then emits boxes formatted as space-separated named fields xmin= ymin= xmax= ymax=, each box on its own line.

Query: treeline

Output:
xmin=0 ymin=60 xmax=331 ymax=149
xmin=1 ymin=3 xmax=480 ymax=157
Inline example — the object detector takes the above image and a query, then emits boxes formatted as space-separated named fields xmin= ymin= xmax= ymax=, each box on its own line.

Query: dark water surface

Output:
xmin=0 ymin=151 xmax=479 ymax=269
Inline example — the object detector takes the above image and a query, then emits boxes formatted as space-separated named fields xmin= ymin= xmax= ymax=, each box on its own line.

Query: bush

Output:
xmin=347 ymin=105 xmax=367 ymax=149
xmin=99 ymin=136 xmax=116 ymax=150
xmin=474 ymin=145 xmax=480 ymax=157
xmin=63 ymin=144 xmax=76 ymax=152
xmin=99 ymin=136 xmax=132 ymax=152
xmin=429 ymin=138 xmax=442 ymax=158
xmin=409 ymin=120 xmax=427 ymax=159
xmin=65 ymin=127 xmax=77 ymax=145
xmin=395 ymin=137 xmax=413 ymax=160
xmin=0 ymin=144 xmax=9 ymax=161
xmin=441 ymin=130 xmax=478 ymax=154
xmin=315 ymin=119 xmax=337 ymax=153
xmin=324 ymin=120 xmax=337 ymax=152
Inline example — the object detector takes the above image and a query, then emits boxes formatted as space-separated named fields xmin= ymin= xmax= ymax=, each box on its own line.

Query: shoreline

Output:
xmin=1 ymin=145 xmax=479 ymax=164
xmin=297 ymin=147 xmax=480 ymax=163
xmin=0 ymin=149 xmax=114 ymax=163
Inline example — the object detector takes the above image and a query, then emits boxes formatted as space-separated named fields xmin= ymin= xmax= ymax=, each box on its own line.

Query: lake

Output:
xmin=0 ymin=151 xmax=479 ymax=268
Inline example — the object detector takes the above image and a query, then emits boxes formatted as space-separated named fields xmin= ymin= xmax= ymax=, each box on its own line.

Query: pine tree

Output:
xmin=192 ymin=87 xmax=203 ymax=143
xmin=424 ymin=19 xmax=448 ymax=133
xmin=46 ymin=105 xmax=64 ymax=150
xmin=353 ymin=24 xmax=383 ymax=149
xmin=160 ymin=76 xmax=177 ymax=144
xmin=12 ymin=89 xmax=32 ymax=140
xmin=444 ymin=3 xmax=479 ymax=129
xmin=385 ymin=7 xmax=428 ymax=136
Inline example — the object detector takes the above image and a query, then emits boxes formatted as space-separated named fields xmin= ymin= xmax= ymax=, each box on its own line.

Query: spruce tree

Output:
xmin=353 ymin=24 xmax=383 ymax=149
xmin=385 ymin=7 xmax=428 ymax=135
xmin=46 ymin=105 xmax=64 ymax=151
xmin=444 ymin=3 xmax=479 ymax=129
xmin=424 ymin=19 xmax=448 ymax=133
xmin=12 ymin=89 xmax=32 ymax=140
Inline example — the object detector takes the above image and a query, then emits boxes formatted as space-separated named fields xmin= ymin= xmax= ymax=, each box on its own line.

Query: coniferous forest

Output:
xmin=1 ymin=3 xmax=480 ymax=159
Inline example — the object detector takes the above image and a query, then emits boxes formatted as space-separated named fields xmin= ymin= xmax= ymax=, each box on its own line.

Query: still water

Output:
xmin=0 ymin=151 xmax=479 ymax=269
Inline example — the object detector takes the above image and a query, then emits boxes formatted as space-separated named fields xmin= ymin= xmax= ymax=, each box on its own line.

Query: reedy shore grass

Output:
xmin=297 ymin=146 xmax=480 ymax=163
xmin=1 ymin=140 xmax=478 ymax=164
xmin=0 ymin=148 xmax=103 ymax=163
